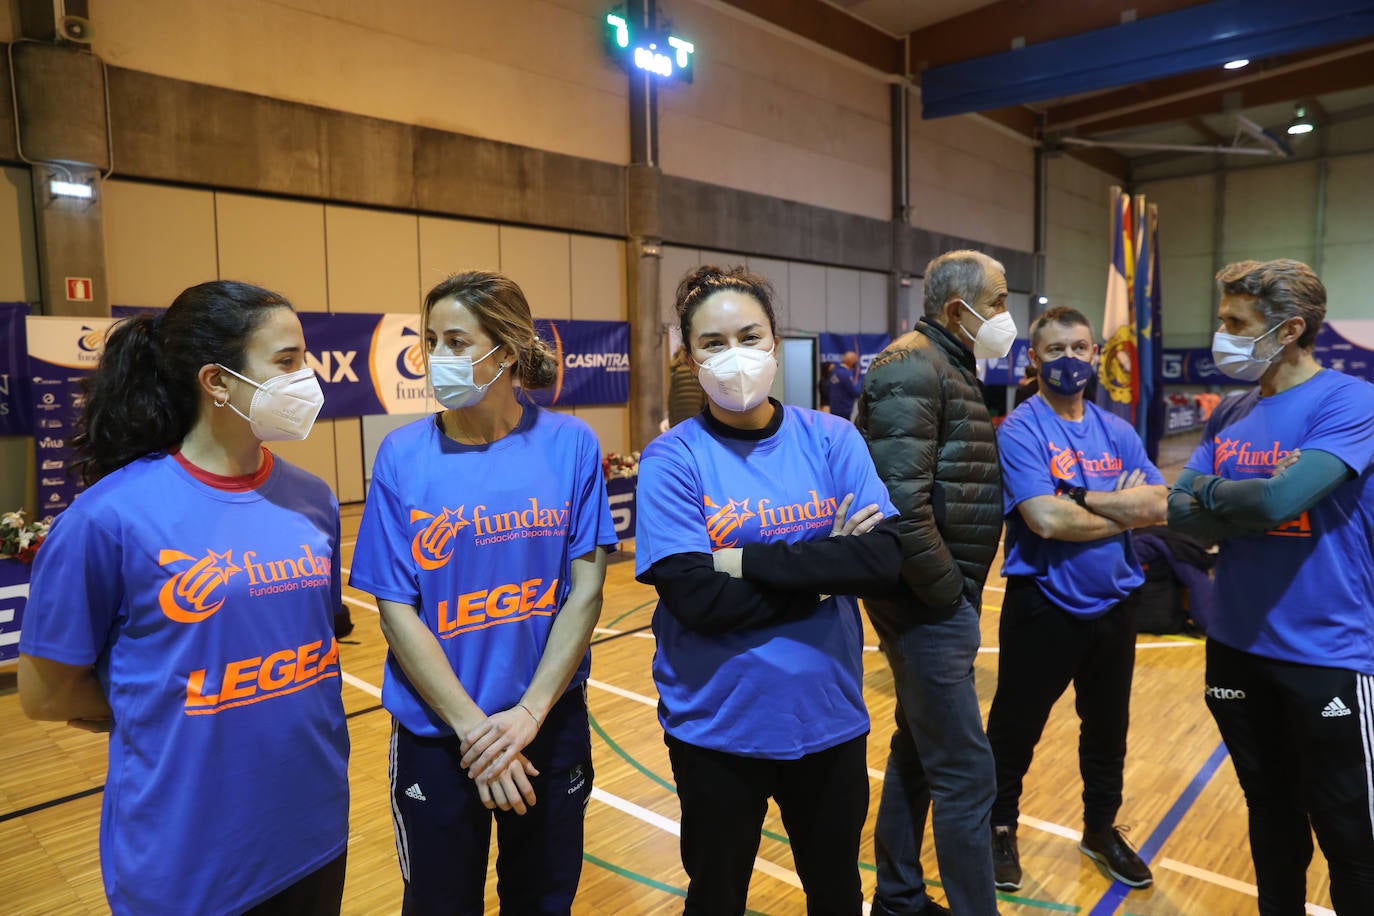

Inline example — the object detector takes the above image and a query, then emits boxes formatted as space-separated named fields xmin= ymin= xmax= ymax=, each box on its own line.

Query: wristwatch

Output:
xmin=1068 ymin=486 xmax=1089 ymax=509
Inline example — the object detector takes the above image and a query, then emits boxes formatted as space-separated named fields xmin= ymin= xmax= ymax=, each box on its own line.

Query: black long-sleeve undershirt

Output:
xmin=638 ymin=518 xmax=906 ymax=635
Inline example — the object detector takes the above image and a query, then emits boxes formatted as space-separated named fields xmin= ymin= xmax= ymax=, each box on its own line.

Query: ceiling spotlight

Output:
xmin=1287 ymin=104 xmax=1315 ymax=136
xmin=1223 ymin=58 xmax=1249 ymax=70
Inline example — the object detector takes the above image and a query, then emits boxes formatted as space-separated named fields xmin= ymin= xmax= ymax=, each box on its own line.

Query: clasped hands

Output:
xmin=459 ymin=706 xmax=542 ymax=815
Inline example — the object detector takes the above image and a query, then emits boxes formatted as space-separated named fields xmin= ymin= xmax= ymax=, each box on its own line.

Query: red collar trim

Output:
xmin=171 ymin=447 xmax=274 ymax=491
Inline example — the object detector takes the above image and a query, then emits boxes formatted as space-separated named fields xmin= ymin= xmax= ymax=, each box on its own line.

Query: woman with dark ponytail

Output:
xmin=350 ymin=270 xmax=616 ymax=914
xmin=18 ymin=281 xmax=350 ymax=916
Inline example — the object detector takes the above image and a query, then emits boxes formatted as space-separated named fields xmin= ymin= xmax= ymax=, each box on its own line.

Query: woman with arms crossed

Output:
xmin=635 ymin=265 xmax=905 ymax=916
xmin=349 ymin=271 xmax=616 ymax=916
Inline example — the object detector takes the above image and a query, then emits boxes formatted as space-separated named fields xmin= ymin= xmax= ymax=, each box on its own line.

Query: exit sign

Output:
xmin=606 ymin=10 xmax=695 ymax=83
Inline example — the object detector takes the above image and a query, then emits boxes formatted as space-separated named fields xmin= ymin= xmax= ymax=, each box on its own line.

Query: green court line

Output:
xmin=589 ymin=713 xmax=676 ymax=794
xmin=590 ymin=713 xmax=1082 ymax=912
xmin=582 ymin=852 xmax=770 ymax=916
xmin=605 ymin=598 xmax=658 ymax=629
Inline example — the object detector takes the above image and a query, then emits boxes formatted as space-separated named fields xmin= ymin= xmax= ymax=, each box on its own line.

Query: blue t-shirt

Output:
xmin=999 ymin=396 xmax=1165 ymax=617
xmin=350 ymin=405 xmax=617 ymax=736
xmin=634 ymin=406 xmax=897 ymax=758
xmin=1184 ymin=369 xmax=1374 ymax=673
xmin=19 ymin=453 xmax=349 ymax=916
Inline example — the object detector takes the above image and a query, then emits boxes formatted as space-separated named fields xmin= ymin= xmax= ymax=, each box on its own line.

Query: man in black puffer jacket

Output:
xmin=857 ymin=249 xmax=1011 ymax=916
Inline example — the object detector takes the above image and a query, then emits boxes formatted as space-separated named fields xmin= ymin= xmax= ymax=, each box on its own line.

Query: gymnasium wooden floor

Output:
xmin=0 ymin=434 xmax=1335 ymax=915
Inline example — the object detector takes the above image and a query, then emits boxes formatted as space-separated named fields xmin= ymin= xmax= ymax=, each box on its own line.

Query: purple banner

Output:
xmin=1314 ymin=322 xmax=1374 ymax=383
xmin=26 ymin=317 xmax=115 ymax=521
xmin=526 ymin=319 xmax=630 ymax=407
xmin=113 ymin=308 xmax=631 ymax=412
xmin=1161 ymin=347 xmax=1231 ymax=385
xmin=818 ymin=333 xmax=892 ymax=379
xmin=980 ymin=338 xmax=1031 ymax=386
xmin=0 ymin=303 xmax=32 ymax=436
xmin=606 ymin=474 xmax=637 ymax=541
xmin=0 ymin=558 xmax=28 ymax=662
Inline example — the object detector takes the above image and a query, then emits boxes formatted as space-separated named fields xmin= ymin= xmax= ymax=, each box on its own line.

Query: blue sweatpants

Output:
xmin=389 ymin=685 xmax=593 ymax=916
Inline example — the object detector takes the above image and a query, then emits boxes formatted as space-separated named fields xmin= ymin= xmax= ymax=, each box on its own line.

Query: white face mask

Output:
xmin=429 ymin=345 xmax=505 ymax=409
xmin=957 ymin=300 xmax=1018 ymax=360
xmin=216 ymin=364 xmax=324 ymax=442
xmin=1211 ymin=323 xmax=1283 ymax=382
xmin=696 ymin=345 xmax=777 ymax=412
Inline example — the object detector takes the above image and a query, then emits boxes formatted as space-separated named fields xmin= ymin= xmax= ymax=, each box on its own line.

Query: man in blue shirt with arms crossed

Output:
xmin=987 ymin=306 xmax=1167 ymax=893
xmin=1169 ymin=259 xmax=1374 ymax=915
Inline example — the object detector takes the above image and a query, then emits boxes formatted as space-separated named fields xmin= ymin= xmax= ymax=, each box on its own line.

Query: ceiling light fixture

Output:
xmin=1287 ymin=104 xmax=1315 ymax=136
xmin=1223 ymin=58 xmax=1249 ymax=70
xmin=49 ymin=179 xmax=94 ymax=199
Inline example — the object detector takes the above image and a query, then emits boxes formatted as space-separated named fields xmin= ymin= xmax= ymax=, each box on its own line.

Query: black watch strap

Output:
xmin=1069 ymin=486 xmax=1089 ymax=509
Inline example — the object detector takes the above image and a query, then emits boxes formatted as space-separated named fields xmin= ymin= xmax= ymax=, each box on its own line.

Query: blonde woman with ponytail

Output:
xmin=350 ymin=271 xmax=616 ymax=915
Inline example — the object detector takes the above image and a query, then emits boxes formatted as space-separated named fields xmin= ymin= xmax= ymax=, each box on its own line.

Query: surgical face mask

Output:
xmin=1038 ymin=355 xmax=1094 ymax=396
xmin=696 ymin=345 xmax=777 ymax=412
xmin=216 ymin=364 xmax=324 ymax=442
xmin=958 ymin=300 xmax=1018 ymax=359
xmin=429 ymin=345 xmax=505 ymax=409
xmin=1211 ymin=322 xmax=1283 ymax=382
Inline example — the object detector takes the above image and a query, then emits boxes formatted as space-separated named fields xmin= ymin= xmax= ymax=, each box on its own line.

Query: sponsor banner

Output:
xmin=1163 ymin=321 xmax=1374 ymax=386
xmin=818 ymin=333 xmax=892 ymax=379
xmin=980 ymin=338 xmax=1031 ymax=386
xmin=27 ymin=316 xmax=119 ymax=520
xmin=1314 ymin=320 xmax=1374 ymax=383
xmin=1161 ymin=347 xmax=1231 ymax=385
xmin=0 ymin=558 xmax=28 ymax=663
xmin=0 ymin=303 xmax=32 ymax=435
xmin=111 ymin=308 xmax=630 ymax=412
xmin=526 ymin=319 xmax=630 ymax=408
xmin=606 ymin=474 xmax=636 ymax=541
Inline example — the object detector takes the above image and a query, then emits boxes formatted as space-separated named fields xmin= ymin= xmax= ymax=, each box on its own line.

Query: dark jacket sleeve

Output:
xmin=740 ymin=517 xmax=906 ymax=598
xmin=862 ymin=354 xmax=965 ymax=608
xmin=637 ymin=553 xmax=820 ymax=636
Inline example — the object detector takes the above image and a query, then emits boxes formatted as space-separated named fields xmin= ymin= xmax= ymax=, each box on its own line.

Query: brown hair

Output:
xmin=1215 ymin=259 xmax=1326 ymax=349
xmin=422 ymin=271 xmax=559 ymax=389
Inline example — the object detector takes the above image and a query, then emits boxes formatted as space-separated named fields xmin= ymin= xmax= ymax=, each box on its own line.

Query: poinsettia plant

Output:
xmin=602 ymin=451 xmax=641 ymax=481
xmin=0 ymin=510 xmax=49 ymax=564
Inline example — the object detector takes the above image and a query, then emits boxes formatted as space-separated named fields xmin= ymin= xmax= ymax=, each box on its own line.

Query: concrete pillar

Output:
xmin=10 ymin=39 xmax=111 ymax=315
xmin=626 ymin=164 xmax=664 ymax=450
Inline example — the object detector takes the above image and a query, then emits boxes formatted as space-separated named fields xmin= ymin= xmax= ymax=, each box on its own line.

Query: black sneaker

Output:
xmin=1080 ymin=825 xmax=1153 ymax=887
xmin=992 ymin=824 xmax=1023 ymax=890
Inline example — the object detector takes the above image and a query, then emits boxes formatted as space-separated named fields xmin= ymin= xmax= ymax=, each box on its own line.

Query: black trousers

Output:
xmin=1206 ymin=639 xmax=1374 ymax=916
xmin=665 ymin=732 xmax=869 ymax=916
xmin=986 ymin=577 xmax=1140 ymax=831
xmin=389 ymin=687 xmax=593 ymax=916
xmin=243 ymin=851 xmax=347 ymax=916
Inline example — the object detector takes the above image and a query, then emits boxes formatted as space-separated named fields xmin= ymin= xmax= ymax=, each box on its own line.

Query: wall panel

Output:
xmin=104 ymin=181 xmax=217 ymax=308
xmin=325 ymin=206 xmax=419 ymax=314
xmin=0 ymin=166 xmax=39 ymax=303
xmin=217 ymin=193 xmax=328 ymax=311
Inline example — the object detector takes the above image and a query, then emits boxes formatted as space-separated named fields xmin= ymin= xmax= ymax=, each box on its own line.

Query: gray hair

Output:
xmin=923 ymin=250 xmax=1005 ymax=318
xmin=1215 ymin=259 xmax=1326 ymax=348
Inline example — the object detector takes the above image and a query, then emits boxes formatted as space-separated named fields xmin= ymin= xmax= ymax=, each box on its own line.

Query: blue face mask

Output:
xmin=1039 ymin=355 xmax=1094 ymax=396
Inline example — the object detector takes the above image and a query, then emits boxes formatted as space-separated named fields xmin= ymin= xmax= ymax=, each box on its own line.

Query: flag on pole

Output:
xmin=1097 ymin=188 xmax=1137 ymax=424
xmin=1132 ymin=196 xmax=1154 ymax=445
xmin=1141 ymin=203 xmax=1165 ymax=461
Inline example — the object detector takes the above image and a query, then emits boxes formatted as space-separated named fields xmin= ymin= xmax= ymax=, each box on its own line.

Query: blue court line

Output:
xmin=1086 ymin=741 xmax=1230 ymax=916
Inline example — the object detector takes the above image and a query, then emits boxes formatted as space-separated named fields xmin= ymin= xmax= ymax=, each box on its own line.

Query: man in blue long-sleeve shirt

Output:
xmin=1168 ymin=259 xmax=1374 ymax=915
